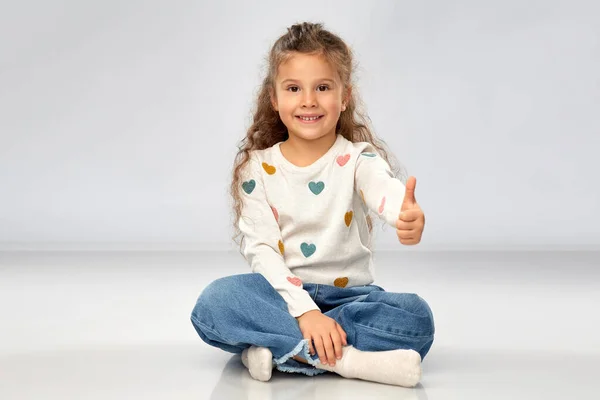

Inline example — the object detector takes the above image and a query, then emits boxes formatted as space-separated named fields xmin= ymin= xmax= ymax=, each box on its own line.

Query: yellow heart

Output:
xmin=334 ymin=277 xmax=349 ymax=288
xmin=262 ymin=162 xmax=276 ymax=175
xmin=344 ymin=211 xmax=353 ymax=227
xmin=278 ymin=240 xmax=285 ymax=255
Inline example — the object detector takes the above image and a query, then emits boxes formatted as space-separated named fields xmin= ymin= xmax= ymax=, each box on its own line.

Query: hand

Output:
xmin=396 ymin=176 xmax=425 ymax=245
xmin=296 ymin=310 xmax=348 ymax=366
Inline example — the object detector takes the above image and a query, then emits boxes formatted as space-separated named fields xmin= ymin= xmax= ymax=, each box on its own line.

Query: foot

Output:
xmin=316 ymin=345 xmax=422 ymax=387
xmin=241 ymin=346 xmax=274 ymax=382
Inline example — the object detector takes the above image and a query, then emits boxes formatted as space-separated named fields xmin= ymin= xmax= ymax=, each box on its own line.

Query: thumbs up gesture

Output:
xmin=396 ymin=176 xmax=425 ymax=245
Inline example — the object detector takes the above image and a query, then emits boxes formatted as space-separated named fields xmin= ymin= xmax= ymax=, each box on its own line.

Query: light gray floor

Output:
xmin=1 ymin=250 xmax=598 ymax=399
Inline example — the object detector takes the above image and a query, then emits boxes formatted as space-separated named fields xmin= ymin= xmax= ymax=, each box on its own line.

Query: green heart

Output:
xmin=301 ymin=243 xmax=316 ymax=257
xmin=242 ymin=180 xmax=256 ymax=194
xmin=308 ymin=181 xmax=324 ymax=195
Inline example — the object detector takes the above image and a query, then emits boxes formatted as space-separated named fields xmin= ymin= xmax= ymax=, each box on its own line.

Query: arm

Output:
xmin=354 ymin=150 xmax=406 ymax=228
xmin=239 ymin=154 xmax=320 ymax=318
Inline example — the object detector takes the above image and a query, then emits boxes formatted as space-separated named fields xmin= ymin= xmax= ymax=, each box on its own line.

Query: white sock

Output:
xmin=316 ymin=345 xmax=422 ymax=387
xmin=241 ymin=346 xmax=274 ymax=382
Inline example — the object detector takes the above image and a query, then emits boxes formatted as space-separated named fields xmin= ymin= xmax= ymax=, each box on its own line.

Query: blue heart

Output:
xmin=242 ymin=180 xmax=256 ymax=194
xmin=361 ymin=153 xmax=376 ymax=157
xmin=308 ymin=181 xmax=325 ymax=195
xmin=301 ymin=243 xmax=316 ymax=258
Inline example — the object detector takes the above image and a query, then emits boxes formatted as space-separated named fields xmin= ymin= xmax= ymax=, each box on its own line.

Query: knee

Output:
xmin=190 ymin=273 xmax=271 ymax=323
xmin=410 ymin=294 xmax=435 ymax=337
xmin=193 ymin=274 xmax=246 ymax=311
xmin=398 ymin=293 xmax=435 ymax=343
xmin=370 ymin=292 xmax=435 ymax=337
xmin=191 ymin=275 xmax=237 ymax=324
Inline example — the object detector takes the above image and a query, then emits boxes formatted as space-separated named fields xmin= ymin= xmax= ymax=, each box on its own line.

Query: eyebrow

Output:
xmin=280 ymin=78 xmax=335 ymax=85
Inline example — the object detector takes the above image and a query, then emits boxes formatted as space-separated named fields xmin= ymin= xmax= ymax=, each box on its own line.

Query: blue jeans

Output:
xmin=190 ymin=273 xmax=435 ymax=376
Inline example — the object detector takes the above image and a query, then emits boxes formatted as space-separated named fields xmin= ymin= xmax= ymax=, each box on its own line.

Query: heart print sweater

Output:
xmin=238 ymin=133 xmax=406 ymax=318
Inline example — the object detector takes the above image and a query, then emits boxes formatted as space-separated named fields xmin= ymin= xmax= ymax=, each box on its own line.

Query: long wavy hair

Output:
xmin=230 ymin=22 xmax=406 ymax=248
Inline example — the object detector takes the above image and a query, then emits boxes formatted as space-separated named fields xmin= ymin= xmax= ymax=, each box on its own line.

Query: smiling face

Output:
xmin=270 ymin=52 xmax=350 ymax=144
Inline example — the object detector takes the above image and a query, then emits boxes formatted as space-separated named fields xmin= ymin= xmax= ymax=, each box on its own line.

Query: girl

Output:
xmin=190 ymin=22 xmax=434 ymax=388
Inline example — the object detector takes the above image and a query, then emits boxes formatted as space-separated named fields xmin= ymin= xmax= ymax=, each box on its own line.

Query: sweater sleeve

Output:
xmin=238 ymin=154 xmax=321 ymax=318
xmin=354 ymin=149 xmax=406 ymax=228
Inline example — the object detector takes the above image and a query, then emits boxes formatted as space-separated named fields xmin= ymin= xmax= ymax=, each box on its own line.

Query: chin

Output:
xmin=290 ymin=132 xmax=334 ymax=142
xmin=288 ymin=126 xmax=336 ymax=141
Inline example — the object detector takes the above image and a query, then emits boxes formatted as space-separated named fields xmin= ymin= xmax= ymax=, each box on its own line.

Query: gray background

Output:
xmin=1 ymin=0 xmax=599 ymax=251
xmin=1 ymin=2 xmax=599 ymax=398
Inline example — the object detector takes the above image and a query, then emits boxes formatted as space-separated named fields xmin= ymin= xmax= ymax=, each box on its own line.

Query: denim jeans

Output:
xmin=190 ymin=273 xmax=435 ymax=376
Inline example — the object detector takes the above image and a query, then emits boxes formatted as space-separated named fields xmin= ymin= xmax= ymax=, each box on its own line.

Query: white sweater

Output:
xmin=238 ymin=134 xmax=406 ymax=317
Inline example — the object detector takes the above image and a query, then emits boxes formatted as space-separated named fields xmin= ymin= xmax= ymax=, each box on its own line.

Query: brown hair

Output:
xmin=230 ymin=22 xmax=406 ymax=248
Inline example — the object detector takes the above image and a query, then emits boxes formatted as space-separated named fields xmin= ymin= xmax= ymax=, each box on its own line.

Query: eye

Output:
xmin=286 ymin=86 xmax=299 ymax=92
xmin=317 ymin=85 xmax=330 ymax=91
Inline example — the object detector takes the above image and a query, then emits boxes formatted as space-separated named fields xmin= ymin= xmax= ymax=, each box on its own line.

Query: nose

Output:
xmin=302 ymin=90 xmax=317 ymax=108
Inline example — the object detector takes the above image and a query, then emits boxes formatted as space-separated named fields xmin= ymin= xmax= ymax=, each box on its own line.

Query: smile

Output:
xmin=296 ymin=115 xmax=323 ymax=123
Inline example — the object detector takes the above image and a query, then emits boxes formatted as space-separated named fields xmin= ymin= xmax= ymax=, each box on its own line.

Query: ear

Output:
xmin=269 ymin=87 xmax=278 ymax=112
xmin=342 ymin=85 xmax=352 ymax=111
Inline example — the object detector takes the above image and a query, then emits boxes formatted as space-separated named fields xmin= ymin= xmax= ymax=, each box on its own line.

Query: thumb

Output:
xmin=401 ymin=176 xmax=417 ymax=211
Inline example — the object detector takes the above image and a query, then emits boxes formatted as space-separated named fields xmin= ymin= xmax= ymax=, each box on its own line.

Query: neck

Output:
xmin=281 ymin=132 xmax=337 ymax=167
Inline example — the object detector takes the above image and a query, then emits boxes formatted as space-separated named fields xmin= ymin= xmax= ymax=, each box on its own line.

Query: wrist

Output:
xmin=296 ymin=309 xmax=321 ymax=320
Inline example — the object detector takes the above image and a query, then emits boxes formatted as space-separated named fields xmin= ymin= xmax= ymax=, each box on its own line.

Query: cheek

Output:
xmin=277 ymin=98 xmax=295 ymax=113
xmin=279 ymin=105 xmax=296 ymax=119
xmin=322 ymin=96 xmax=343 ymax=112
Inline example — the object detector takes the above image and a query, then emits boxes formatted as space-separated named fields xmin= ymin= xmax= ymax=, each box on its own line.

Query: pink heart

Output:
xmin=378 ymin=196 xmax=386 ymax=214
xmin=336 ymin=154 xmax=350 ymax=167
xmin=287 ymin=276 xmax=302 ymax=286
xmin=271 ymin=206 xmax=279 ymax=222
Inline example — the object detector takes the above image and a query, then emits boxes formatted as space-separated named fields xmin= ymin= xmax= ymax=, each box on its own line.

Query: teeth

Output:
xmin=299 ymin=116 xmax=320 ymax=121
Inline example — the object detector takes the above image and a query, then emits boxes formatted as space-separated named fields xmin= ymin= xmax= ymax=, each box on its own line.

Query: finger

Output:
xmin=322 ymin=334 xmax=336 ymax=365
xmin=397 ymin=229 xmax=417 ymax=241
xmin=401 ymin=176 xmax=417 ymax=209
xmin=313 ymin=336 xmax=327 ymax=365
xmin=336 ymin=324 xmax=348 ymax=346
xmin=398 ymin=228 xmax=418 ymax=237
xmin=398 ymin=210 xmax=420 ymax=223
xmin=400 ymin=238 xmax=419 ymax=245
xmin=330 ymin=330 xmax=343 ymax=361
xmin=399 ymin=235 xmax=420 ymax=245
xmin=338 ymin=324 xmax=348 ymax=345
xmin=396 ymin=219 xmax=413 ymax=231
xmin=304 ymin=336 xmax=314 ymax=355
